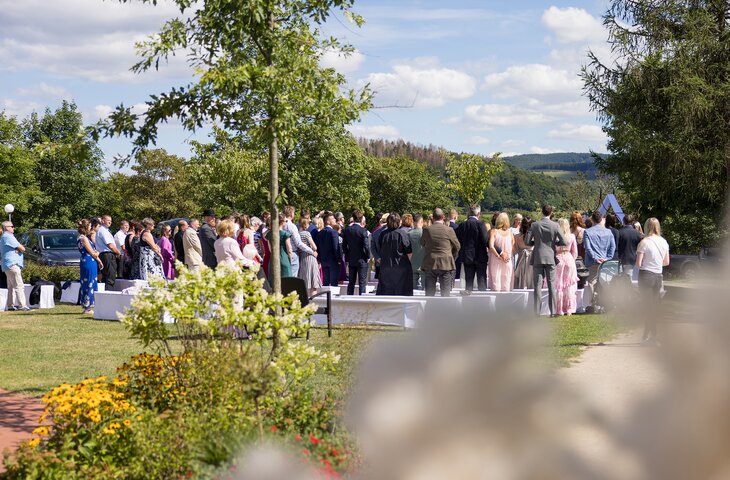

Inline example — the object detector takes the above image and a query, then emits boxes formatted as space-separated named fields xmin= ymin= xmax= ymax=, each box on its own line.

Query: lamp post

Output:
xmin=4 ymin=204 xmax=14 ymax=222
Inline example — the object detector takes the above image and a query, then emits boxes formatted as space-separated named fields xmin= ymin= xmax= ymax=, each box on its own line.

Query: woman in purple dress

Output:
xmin=158 ymin=224 xmax=175 ymax=280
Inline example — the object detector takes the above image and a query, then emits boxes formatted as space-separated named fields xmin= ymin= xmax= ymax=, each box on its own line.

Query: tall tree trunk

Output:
xmin=269 ymin=135 xmax=280 ymax=295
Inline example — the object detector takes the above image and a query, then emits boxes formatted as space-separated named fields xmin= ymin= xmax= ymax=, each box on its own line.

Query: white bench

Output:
xmin=0 ymin=284 xmax=55 ymax=309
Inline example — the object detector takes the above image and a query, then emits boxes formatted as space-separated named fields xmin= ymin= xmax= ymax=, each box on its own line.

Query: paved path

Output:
xmin=0 ymin=390 xmax=45 ymax=472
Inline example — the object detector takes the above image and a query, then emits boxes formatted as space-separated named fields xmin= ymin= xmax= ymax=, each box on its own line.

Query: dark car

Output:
xmin=20 ymin=229 xmax=80 ymax=266
xmin=666 ymin=247 xmax=724 ymax=279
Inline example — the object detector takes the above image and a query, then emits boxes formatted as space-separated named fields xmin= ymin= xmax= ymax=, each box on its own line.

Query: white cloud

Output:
xmin=502 ymin=139 xmax=525 ymax=148
xmin=547 ymin=123 xmax=607 ymax=142
xmin=467 ymin=136 xmax=490 ymax=146
xmin=16 ymin=83 xmax=72 ymax=100
xmin=484 ymin=64 xmax=583 ymax=103
xmin=347 ymin=124 xmax=401 ymax=140
xmin=530 ymin=146 xmax=562 ymax=154
xmin=358 ymin=63 xmax=477 ymax=108
xmin=0 ymin=0 xmax=191 ymax=82
xmin=463 ymin=104 xmax=554 ymax=127
xmin=320 ymin=49 xmax=365 ymax=74
xmin=541 ymin=6 xmax=606 ymax=44
xmin=0 ymin=98 xmax=43 ymax=118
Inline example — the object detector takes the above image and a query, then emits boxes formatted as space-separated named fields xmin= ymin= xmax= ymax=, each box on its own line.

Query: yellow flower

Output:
xmin=28 ymin=438 xmax=40 ymax=448
xmin=32 ymin=426 xmax=49 ymax=436
xmin=123 ymin=419 xmax=131 ymax=427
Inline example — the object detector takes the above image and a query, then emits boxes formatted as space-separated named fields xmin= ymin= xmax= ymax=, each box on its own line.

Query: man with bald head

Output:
xmin=421 ymin=208 xmax=461 ymax=297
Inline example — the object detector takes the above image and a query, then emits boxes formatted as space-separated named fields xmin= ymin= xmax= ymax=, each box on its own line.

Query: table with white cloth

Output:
xmin=0 ymin=284 xmax=55 ymax=309
xmin=111 ymin=279 xmax=148 ymax=292
xmin=311 ymin=296 xmax=428 ymax=329
xmin=60 ymin=281 xmax=105 ymax=304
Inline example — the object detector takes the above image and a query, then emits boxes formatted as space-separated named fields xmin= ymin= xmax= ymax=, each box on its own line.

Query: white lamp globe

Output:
xmin=4 ymin=204 xmax=14 ymax=214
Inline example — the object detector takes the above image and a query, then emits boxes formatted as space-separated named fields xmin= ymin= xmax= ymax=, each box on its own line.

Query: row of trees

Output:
xmin=2 ymin=100 xmax=609 ymax=231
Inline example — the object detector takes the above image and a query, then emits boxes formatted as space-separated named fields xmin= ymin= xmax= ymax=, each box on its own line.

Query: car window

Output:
xmin=27 ymin=233 xmax=38 ymax=248
xmin=41 ymin=232 xmax=78 ymax=250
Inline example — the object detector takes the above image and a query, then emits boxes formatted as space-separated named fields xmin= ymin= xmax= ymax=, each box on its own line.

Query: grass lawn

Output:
xmin=551 ymin=314 xmax=622 ymax=366
xmin=0 ymin=306 xmax=619 ymax=397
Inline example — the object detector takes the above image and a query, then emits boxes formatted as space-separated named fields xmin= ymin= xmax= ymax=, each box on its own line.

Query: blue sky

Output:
xmin=0 ymin=0 xmax=612 ymax=166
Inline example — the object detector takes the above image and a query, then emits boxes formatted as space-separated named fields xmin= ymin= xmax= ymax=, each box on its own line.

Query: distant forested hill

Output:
xmin=503 ymin=152 xmax=605 ymax=179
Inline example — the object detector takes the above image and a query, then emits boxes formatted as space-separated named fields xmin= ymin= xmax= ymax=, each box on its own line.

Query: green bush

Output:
xmin=22 ymin=261 xmax=79 ymax=285
xmin=3 ymin=263 xmax=353 ymax=479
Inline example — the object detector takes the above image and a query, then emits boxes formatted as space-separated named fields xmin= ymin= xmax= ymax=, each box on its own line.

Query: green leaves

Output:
xmin=445 ymin=152 xmax=504 ymax=206
xmin=583 ymin=0 xmax=730 ymax=228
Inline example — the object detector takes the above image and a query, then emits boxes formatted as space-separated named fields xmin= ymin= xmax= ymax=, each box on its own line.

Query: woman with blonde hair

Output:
xmin=214 ymin=219 xmax=250 ymax=268
xmin=554 ymin=218 xmax=578 ymax=315
xmin=488 ymin=212 xmax=515 ymax=291
xmin=635 ymin=217 xmax=670 ymax=344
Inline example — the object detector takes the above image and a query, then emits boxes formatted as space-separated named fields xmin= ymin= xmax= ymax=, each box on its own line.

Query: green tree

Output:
xmin=281 ymin=125 xmax=370 ymax=214
xmin=0 ymin=113 xmax=40 ymax=228
xmin=367 ymin=156 xmax=451 ymax=216
xmin=107 ymin=149 xmax=200 ymax=221
xmin=445 ymin=152 xmax=503 ymax=206
xmin=189 ymin=129 xmax=269 ymax=216
xmin=582 ymin=0 xmax=730 ymax=223
xmin=23 ymin=101 xmax=104 ymax=228
xmin=98 ymin=0 xmax=371 ymax=294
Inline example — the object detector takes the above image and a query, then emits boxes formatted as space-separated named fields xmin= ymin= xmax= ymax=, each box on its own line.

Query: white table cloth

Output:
xmin=312 ymin=296 xmax=427 ymax=328
xmin=0 ymin=284 xmax=55 ymax=309
xmin=60 ymin=281 xmax=105 ymax=304
xmin=93 ymin=291 xmax=135 ymax=320
xmin=111 ymin=279 xmax=148 ymax=292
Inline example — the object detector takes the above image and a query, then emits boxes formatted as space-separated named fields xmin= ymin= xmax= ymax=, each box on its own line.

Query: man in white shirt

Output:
xmin=114 ymin=220 xmax=129 ymax=277
xmin=98 ymin=215 xmax=121 ymax=289
xmin=283 ymin=205 xmax=315 ymax=277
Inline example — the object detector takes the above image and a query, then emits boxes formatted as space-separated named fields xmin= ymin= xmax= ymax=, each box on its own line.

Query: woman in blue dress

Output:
xmin=77 ymin=219 xmax=103 ymax=315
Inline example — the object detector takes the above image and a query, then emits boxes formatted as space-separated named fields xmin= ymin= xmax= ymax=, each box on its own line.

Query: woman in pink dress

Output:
xmin=157 ymin=224 xmax=175 ymax=280
xmin=488 ymin=212 xmax=515 ymax=291
xmin=555 ymin=218 xmax=578 ymax=315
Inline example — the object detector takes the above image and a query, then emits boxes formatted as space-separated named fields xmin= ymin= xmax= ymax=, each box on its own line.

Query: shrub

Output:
xmin=3 ymin=262 xmax=351 ymax=479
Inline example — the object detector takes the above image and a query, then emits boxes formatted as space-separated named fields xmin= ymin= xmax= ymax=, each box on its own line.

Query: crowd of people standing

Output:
xmin=61 ymin=204 xmax=668 ymax=338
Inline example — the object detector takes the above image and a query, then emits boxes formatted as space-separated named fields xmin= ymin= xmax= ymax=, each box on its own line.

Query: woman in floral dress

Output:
xmin=138 ymin=218 xmax=164 ymax=280
xmin=77 ymin=219 xmax=102 ymax=314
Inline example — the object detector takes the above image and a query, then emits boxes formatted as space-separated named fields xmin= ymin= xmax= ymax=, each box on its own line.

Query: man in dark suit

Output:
xmin=456 ymin=204 xmax=489 ymax=293
xmin=526 ymin=204 xmax=567 ymax=316
xmin=448 ymin=209 xmax=462 ymax=280
xmin=315 ymin=211 xmax=341 ymax=286
xmin=342 ymin=209 xmax=370 ymax=295
xmin=199 ymin=208 xmax=218 ymax=269
xmin=174 ymin=219 xmax=187 ymax=264
xmin=421 ymin=208 xmax=461 ymax=297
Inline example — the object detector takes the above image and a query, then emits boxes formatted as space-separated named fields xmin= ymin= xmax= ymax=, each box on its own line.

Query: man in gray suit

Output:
xmin=526 ymin=204 xmax=567 ymax=316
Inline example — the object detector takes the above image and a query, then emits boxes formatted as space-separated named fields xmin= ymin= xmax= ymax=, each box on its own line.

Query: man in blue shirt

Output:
xmin=1 ymin=221 xmax=30 ymax=311
xmin=582 ymin=211 xmax=616 ymax=311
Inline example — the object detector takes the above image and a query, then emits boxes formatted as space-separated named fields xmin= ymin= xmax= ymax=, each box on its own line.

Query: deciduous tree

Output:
xmin=445 ymin=152 xmax=503 ymax=206
xmin=98 ymin=0 xmax=371 ymax=295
